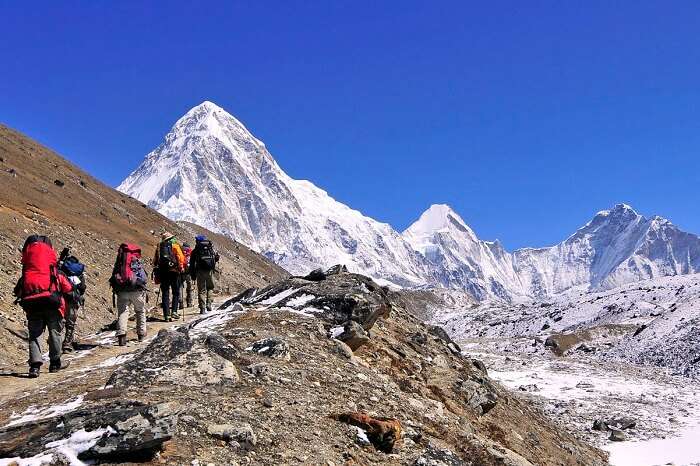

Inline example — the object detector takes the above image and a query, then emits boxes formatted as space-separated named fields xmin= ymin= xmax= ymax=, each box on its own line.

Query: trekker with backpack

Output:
xmin=58 ymin=247 xmax=87 ymax=353
xmin=153 ymin=232 xmax=186 ymax=321
xmin=13 ymin=235 xmax=74 ymax=377
xmin=179 ymin=242 xmax=193 ymax=310
xmin=109 ymin=243 xmax=148 ymax=346
xmin=189 ymin=235 xmax=219 ymax=314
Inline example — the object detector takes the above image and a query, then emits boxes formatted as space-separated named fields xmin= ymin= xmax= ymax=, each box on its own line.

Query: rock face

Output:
xmin=0 ymin=270 xmax=608 ymax=465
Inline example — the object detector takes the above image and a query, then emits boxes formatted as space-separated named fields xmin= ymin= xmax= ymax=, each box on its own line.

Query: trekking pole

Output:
xmin=154 ymin=288 xmax=161 ymax=319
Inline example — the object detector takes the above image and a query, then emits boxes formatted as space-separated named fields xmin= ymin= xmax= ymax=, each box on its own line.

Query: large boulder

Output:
xmin=333 ymin=320 xmax=370 ymax=351
xmin=0 ymin=401 xmax=178 ymax=462
xmin=335 ymin=412 xmax=402 ymax=453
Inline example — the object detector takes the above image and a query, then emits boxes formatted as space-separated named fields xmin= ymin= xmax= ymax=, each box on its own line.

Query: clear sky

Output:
xmin=2 ymin=1 xmax=699 ymax=250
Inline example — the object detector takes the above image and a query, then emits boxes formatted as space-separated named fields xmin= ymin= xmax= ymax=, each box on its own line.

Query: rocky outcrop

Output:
xmin=221 ymin=270 xmax=393 ymax=330
xmin=108 ymin=328 xmax=239 ymax=388
xmin=0 ymin=401 xmax=178 ymax=462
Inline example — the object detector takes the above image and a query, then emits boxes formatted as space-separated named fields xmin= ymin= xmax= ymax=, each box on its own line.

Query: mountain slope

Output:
xmin=118 ymin=101 xmax=429 ymax=286
xmin=0 ymin=123 xmax=288 ymax=367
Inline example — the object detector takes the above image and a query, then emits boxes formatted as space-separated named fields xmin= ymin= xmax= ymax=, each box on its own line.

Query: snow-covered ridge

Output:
xmin=118 ymin=101 xmax=700 ymax=300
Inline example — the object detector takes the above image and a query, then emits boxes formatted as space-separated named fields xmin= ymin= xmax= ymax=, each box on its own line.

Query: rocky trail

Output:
xmin=0 ymin=269 xmax=608 ymax=465
xmin=0 ymin=302 xmax=212 ymax=404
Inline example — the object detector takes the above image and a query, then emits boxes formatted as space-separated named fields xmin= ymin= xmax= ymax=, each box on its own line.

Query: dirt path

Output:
xmin=0 ymin=304 xmax=211 ymax=416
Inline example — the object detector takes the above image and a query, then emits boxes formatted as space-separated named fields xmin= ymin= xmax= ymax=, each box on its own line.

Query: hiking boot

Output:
xmin=206 ymin=305 xmax=213 ymax=313
xmin=172 ymin=313 xmax=180 ymax=320
xmin=49 ymin=360 xmax=70 ymax=373
xmin=28 ymin=365 xmax=40 ymax=378
xmin=199 ymin=308 xmax=206 ymax=315
xmin=137 ymin=334 xmax=146 ymax=342
xmin=62 ymin=344 xmax=74 ymax=354
xmin=118 ymin=335 xmax=127 ymax=346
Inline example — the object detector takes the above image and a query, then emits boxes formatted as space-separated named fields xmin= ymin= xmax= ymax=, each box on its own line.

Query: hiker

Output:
xmin=153 ymin=232 xmax=186 ymax=321
xmin=189 ymin=235 xmax=219 ymax=314
xmin=58 ymin=247 xmax=86 ymax=353
xmin=13 ymin=235 xmax=74 ymax=377
xmin=179 ymin=242 xmax=193 ymax=310
xmin=109 ymin=243 xmax=148 ymax=346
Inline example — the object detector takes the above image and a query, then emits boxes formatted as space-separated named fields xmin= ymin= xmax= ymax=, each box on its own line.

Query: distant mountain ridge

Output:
xmin=118 ymin=101 xmax=700 ymax=300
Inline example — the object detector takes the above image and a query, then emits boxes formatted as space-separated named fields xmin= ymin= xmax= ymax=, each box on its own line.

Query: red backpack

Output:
xmin=110 ymin=243 xmax=147 ymax=290
xmin=14 ymin=235 xmax=62 ymax=308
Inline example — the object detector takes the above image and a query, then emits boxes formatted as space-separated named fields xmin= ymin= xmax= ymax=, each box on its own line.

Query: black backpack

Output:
xmin=196 ymin=240 xmax=217 ymax=271
xmin=159 ymin=241 xmax=176 ymax=270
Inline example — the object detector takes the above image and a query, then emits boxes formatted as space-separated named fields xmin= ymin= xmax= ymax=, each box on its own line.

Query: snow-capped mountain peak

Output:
xmin=118 ymin=101 xmax=429 ymax=287
xmin=404 ymin=204 xmax=475 ymax=238
xmin=119 ymin=101 xmax=700 ymax=302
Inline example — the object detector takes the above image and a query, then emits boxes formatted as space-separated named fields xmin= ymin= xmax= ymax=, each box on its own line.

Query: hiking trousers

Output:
xmin=116 ymin=290 xmax=146 ymax=338
xmin=160 ymin=271 xmax=181 ymax=319
xmin=196 ymin=269 xmax=215 ymax=312
xmin=26 ymin=307 xmax=63 ymax=367
xmin=179 ymin=273 xmax=193 ymax=309
xmin=63 ymin=299 xmax=79 ymax=350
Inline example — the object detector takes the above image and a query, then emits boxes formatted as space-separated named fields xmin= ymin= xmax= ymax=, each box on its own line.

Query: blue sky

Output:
xmin=2 ymin=1 xmax=699 ymax=249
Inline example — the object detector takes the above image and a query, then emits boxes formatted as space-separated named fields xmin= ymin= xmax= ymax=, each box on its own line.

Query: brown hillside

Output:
xmin=0 ymin=124 xmax=288 ymax=367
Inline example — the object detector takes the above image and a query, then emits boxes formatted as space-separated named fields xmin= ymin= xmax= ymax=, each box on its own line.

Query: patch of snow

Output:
xmin=93 ymin=331 xmax=116 ymax=345
xmin=259 ymin=288 xmax=299 ymax=306
xmin=330 ymin=326 xmax=344 ymax=338
xmin=46 ymin=427 xmax=116 ymax=465
xmin=605 ymin=424 xmax=700 ymax=466
xmin=0 ymin=453 xmax=54 ymax=466
xmin=286 ymin=294 xmax=315 ymax=308
xmin=95 ymin=353 xmax=136 ymax=369
xmin=5 ymin=395 xmax=85 ymax=427
xmin=0 ymin=427 xmax=115 ymax=466
xmin=354 ymin=426 xmax=370 ymax=444
xmin=190 ymin=306 xmax=243 ymax=337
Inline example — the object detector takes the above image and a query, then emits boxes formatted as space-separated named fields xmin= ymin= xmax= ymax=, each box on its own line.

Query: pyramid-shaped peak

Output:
xmin=405 ymin=204 xmax=473 ymax=237
xmin=598 ymin=203 xmax=639 ymax=216
xmin=179 ymin=100 xmax=238 ymax=124
xmin=166 ymin=100 xmax=265 ymax=149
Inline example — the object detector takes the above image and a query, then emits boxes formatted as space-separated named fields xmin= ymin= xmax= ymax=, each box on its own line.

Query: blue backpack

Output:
xmin=61 ymin=256 xmax=85 ymax=276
